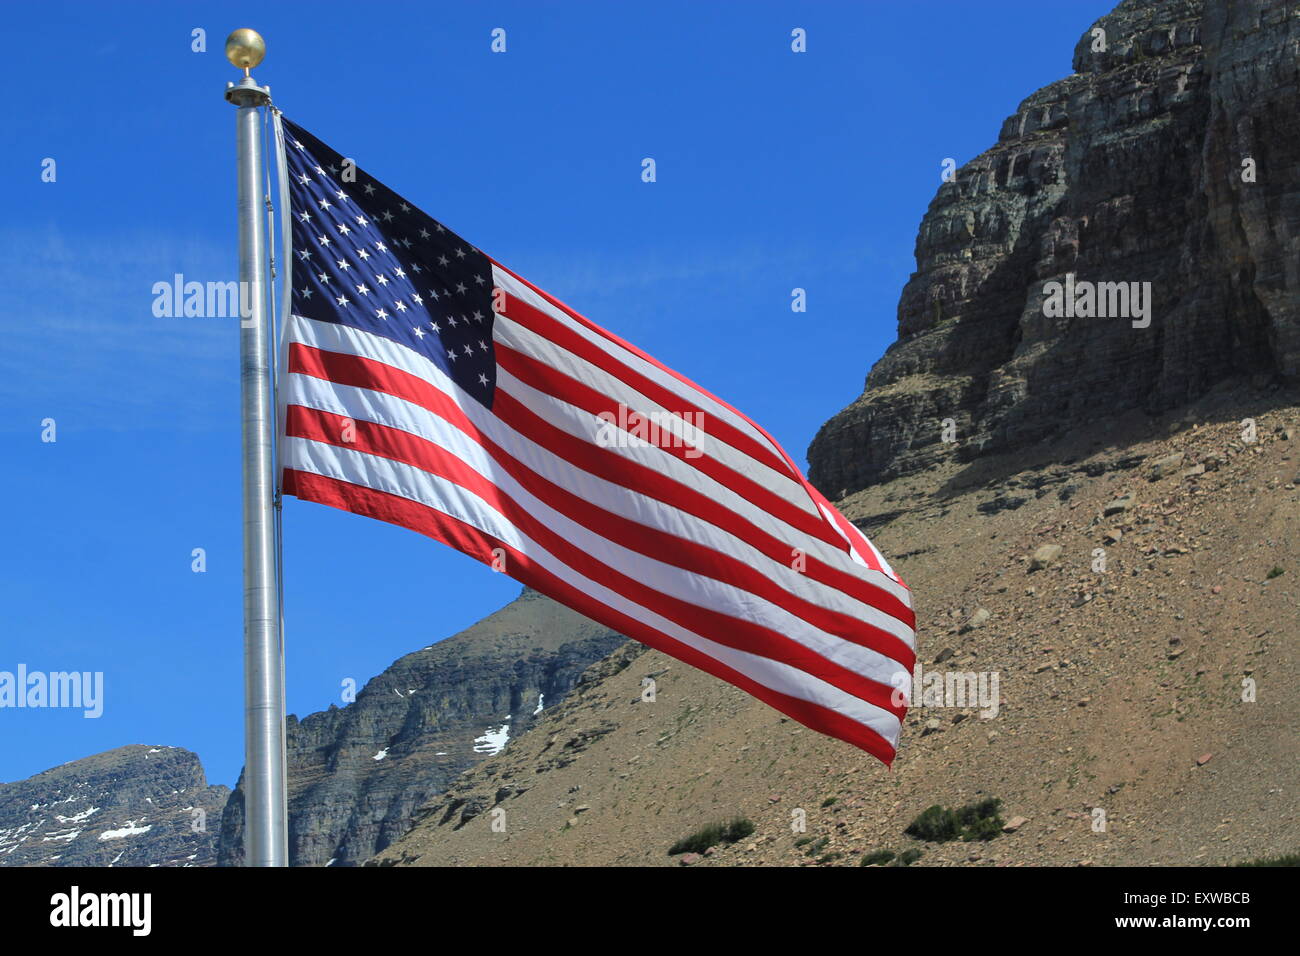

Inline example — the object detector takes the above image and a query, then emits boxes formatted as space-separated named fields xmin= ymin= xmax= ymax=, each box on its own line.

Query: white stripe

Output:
xmin=287 ymin=371 xmax=912 ymax=645
xmin=285 ymin=434 xmax=905 ymax=748
xmin=284 ymin=379 xmax=911 ymax=683
xmin=491 ymin=266 xmax=799 ymax=476
xmin=285 ymin=314 xmax=910 ymax=607
xmin=493 ymin=312 xmax=817 ymax=516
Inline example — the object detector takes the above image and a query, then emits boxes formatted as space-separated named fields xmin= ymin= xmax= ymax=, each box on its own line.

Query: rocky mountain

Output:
xmin=0 ymin=746 xmax=228 ymax=867
xmin=808 ymin=0 xmax=1299 ymax=497
xmin=218 ymin=587 xmax=624 ymax=866
xmin=369 ymin=0 xmax=1299 ymax=868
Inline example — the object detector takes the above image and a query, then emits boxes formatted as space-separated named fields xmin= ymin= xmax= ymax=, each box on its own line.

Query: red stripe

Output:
xmin=285 ymin=406 xmax=909 ymax=718
xmin=495 ymin=342 xmax=845 ymax=552
xmin=499 ymin=291 xmax=792 ymax=476
xmin=288 ymin=342 xmax=915 ymax=628
xmin=283 ymin=468 xmax=900 ymax=765
xmin=286 ymin=402 xmax=915 ymax=670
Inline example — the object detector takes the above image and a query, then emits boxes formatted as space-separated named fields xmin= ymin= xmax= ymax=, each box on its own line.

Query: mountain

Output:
xmin=0 ymin=746 xmax=228 ymax=867
xmin=218 ymin=587 xmax=624 ymax=866
xmin=807 ymin=0 xmax=1299 ymax=497
xmin=370 ymin=0 xmax=1299 ymax=867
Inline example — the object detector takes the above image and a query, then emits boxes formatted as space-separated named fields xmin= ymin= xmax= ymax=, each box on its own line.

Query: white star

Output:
xmin=419 ymin=228 xmax=431 ymax=240
xmin=317 ymin=272 xmax=331 ymax=284
xmin=447 ymin=349 xmax=458 ymax=362
xmin=411 ymin=263 xmax=423 ymax=274
xmin=399 ymin=202 xmax=411 ymax=213
xmin=337 ymin=259 xmax=351 ymax=271
xmin=455 ymin=248 xmax=466 ymax=259
xmin=293 ymin=140 xmax=305 ymax=150
xmin=299 ymin=287 xmax=313 ymax=299
xmin=357 ymin=248 xmax=371 ymax=260
xmin=327 ymin=164 xmax=339 ymax=175
xmin=317 ymin=197 xmax=332 ymax=210
xmin=413 ymin=326 xmax=425 ymax=338
xmin=356 ymin=283 xmax=370 ymax=296
xmin=455 ymin=282 xmax=467 ymax=294
xmin=317 ymin=234 xmax=331 ymax=246
xmin=382 ymin=210 xmax=395 ymax=222
xmin=298 ymin=210 xmax=312 ymax=222
xmin=297 ymin=249 xmax=312 ymax=261
xmin=446 ymin=314 xmax=457 ymax=327
xmin=336 ymin=294 xmax=350 ymax=307
xmin=297 ymin=173 xmax=310 ymax=185
xmin=478 ymin=372 xmax=489 ymax=386
xmin=478 ymin=340 xmax=488 ymax=352
xmin=435 ymin=223 xmax=445 ymax=233
xmin=462 ymin=344 xmax=473 ymax=357
xmin=428 ymin=320 xmax=440 ymax=332
xmin=437 ymin=255 xmax=449 ymax=267
xmin=429 ymin=288 xmax=440 ymax=300
xmin=376 ymin=308 xmax=389 ymax=320
xmin=375 ymin=242 xmax=388 ymax=253
xmin=401 ymin=238 xmax=413 ymax=248
xmin=337 ymin=223 xmax=351 ymax=235
xmin=395 ymin=300 xmax=408 ymax=312
xmin=354 ymin=215 xmax=369 ymax=227
xmin=394 ymin=267 xmax=406 ymax=279
xmin=375 ymin=274 xmax=389 ymax=286
xmin=412 ymin=293 xmax=424 ymax=306
xmin=472 ymin=310 xmax=484 ymax=322
xmin=313 ymin=164 xmax=325 ymax=175
xmin=363 ymin=183 xmax=376 ymax=195
xmin=335 ymin=189 xmax=347 ymax=200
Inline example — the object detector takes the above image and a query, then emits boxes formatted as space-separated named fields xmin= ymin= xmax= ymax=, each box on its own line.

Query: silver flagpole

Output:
xmin=224 ymin=28 xmax=288 ymax=867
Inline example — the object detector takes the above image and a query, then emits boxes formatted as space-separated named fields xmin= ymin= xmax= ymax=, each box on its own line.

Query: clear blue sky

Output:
xmin=1 ymin=0 xmax=1114 ymax=787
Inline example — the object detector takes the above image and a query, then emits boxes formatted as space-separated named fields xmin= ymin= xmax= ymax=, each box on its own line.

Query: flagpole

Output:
xmin=224 ymin=28 xmax=288 ymax=867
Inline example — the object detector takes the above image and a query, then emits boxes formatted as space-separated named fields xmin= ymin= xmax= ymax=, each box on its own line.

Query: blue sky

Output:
xmin=1 ymin=0 xmax=1114 ymax=787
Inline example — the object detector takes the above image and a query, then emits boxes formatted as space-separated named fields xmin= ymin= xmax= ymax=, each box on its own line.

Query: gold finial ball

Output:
xmin=225 ymin=29 xmax=266 ymax=71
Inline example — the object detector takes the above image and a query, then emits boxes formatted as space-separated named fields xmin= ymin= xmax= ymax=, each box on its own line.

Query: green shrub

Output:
xmin=905 ymin=798 xmax=1003 ymax=843
xmin=860 ymin=849 xmax=896 ymax=866
xmin=821 ymin=797 xmax=838 ymax=808
xmin=894 ymin=848 xmax=923 ymax=866
xmin=667 ymin=817 xmax=755 ymax=856
xmin=1266 ymin=566 xmax=1285 ymax=580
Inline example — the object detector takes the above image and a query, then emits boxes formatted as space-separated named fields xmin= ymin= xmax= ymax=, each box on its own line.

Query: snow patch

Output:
xmin=98 ymin=821 xmax=152 ymax=841
xmin=372 ymin=748 xmax=389 ymax=761
xmin=56 ymin=806 xmax=100 ymax=824
xmin=473 ymin=722 xmax=510 ymax=756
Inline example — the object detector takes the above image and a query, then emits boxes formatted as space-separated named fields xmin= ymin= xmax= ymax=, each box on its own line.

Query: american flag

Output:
xmin=276 ymin=116 xmax=916 ymax=765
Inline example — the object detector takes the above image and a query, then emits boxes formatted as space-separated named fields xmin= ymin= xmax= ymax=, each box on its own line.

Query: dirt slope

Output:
xmin=373 ymin=383 xmax=1299 ymax=867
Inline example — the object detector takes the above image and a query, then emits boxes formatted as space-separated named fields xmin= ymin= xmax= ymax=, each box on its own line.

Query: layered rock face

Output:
xmin=808 ymin=0 xmax=1300 ymax=496
xmin=0 ymin=746 xmax=229 ymax=867
xmin=218 ymin=588 xmax=624 ymax=866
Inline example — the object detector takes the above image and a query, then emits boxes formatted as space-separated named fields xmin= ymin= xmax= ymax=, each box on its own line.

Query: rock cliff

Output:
xmin=0 ymin=746 xmax=228 ymax=867
xmin=218 ymin=588 xmax=624 ymax=866
xmin=808 ymin=0 xmax=1300 ymax=496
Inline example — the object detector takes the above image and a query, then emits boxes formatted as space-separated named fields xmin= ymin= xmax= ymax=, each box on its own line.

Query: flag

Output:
xmin=276 ymin=116 xmax=916 ymax=765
